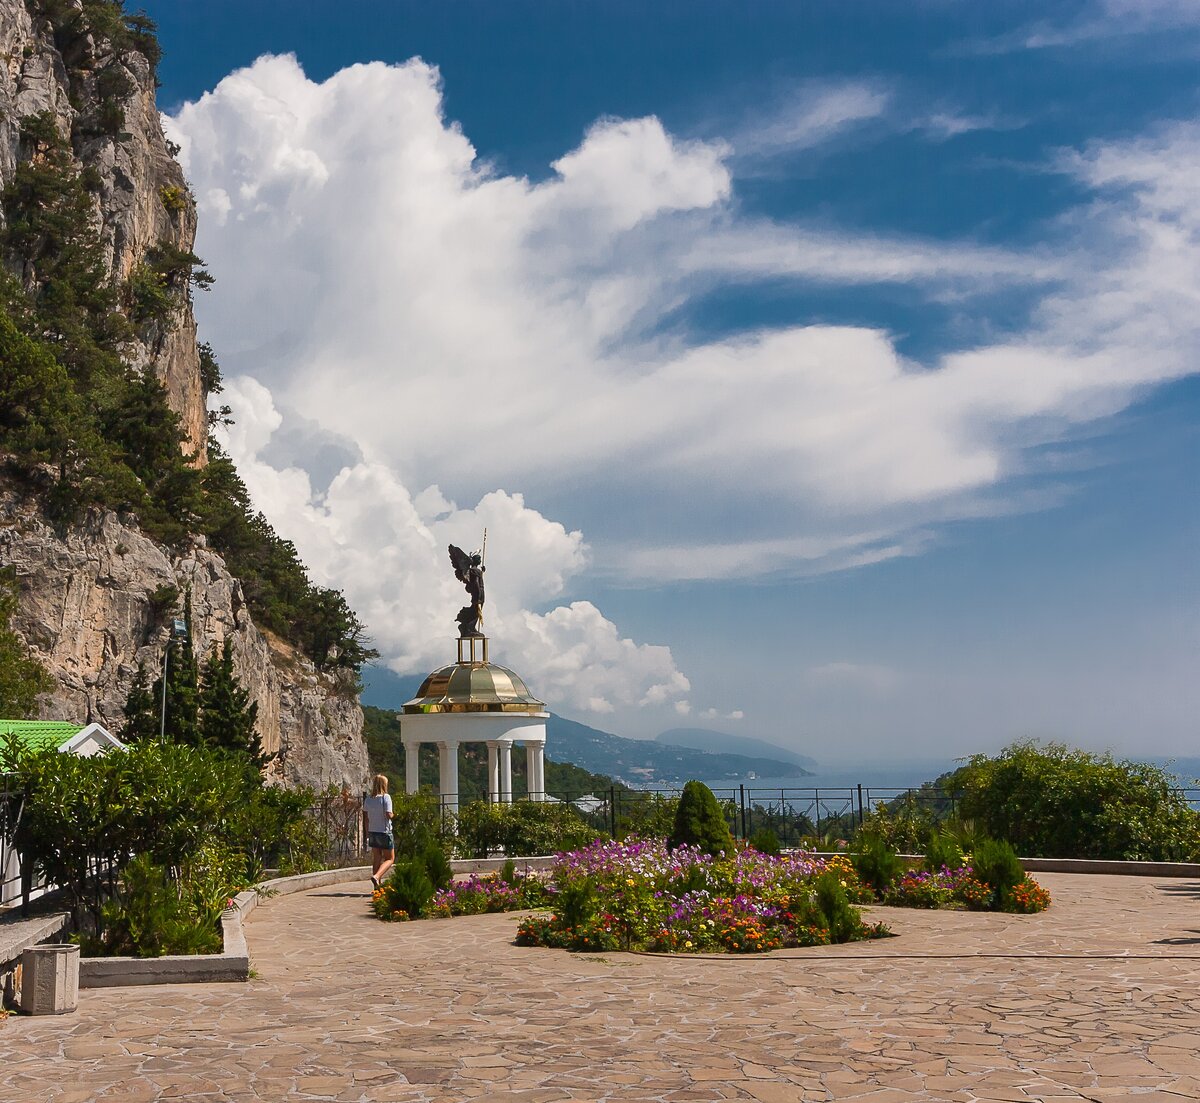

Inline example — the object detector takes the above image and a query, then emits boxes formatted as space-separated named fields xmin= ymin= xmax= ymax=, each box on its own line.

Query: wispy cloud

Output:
xmin=964 ymin=0 xmax=1200 ymax=54
xmin=733 ymin=80 xmax=890 ymax=158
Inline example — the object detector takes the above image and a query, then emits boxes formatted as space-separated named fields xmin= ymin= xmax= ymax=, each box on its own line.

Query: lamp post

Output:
xmin=160 ymin=616 xmax=189 ymax=740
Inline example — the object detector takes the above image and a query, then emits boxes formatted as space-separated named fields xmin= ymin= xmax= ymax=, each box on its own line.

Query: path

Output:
xmin=3 ymin=873 xmax=1200 ymax=1101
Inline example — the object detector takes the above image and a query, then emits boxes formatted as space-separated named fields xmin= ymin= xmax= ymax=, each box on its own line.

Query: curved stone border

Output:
xmin=79 ymin=865 xmax=376 ymax=989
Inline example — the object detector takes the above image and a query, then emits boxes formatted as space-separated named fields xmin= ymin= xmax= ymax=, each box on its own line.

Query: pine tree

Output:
xmin=151 ymin=590 xmax=198 ymax=744
xmin=0 ymin=567 xmax=53 ymax=717
xmin=120 ymin=662 xmax=160 ymax=742
xmin=198 ymin=638 xmax=266 ymax=768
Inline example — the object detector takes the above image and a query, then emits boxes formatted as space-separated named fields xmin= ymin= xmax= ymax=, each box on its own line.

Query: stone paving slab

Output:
xmin=2 ymin=873 xmax=1199 ymax=1101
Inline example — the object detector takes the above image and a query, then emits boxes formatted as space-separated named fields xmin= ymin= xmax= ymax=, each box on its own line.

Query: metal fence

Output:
xmin=437 ymin=783 xmax=1200 ymax=851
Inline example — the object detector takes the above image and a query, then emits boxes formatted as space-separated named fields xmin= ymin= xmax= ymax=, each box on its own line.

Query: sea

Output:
xmin=696 ymin=756 xmax=1200 ymax=798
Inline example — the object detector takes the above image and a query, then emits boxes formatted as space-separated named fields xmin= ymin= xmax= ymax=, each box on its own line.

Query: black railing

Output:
xmin=434 ymin=783 xmax=1200 ymax=851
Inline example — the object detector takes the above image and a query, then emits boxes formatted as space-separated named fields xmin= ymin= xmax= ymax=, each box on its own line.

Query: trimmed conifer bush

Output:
xmin=669 ymin=780 xmax=734 ymax=856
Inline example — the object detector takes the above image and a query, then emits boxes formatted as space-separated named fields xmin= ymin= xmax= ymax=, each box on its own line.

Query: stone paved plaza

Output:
xmin=3 ymin=872 xmax=1200 ymax=1102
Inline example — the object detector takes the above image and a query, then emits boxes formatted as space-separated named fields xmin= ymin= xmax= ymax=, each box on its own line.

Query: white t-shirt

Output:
xmin=364 ymin=793 xmax=393 ymax=834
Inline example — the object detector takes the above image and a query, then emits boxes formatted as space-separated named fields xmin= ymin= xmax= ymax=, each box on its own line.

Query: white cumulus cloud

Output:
xmin=167 ymin=54 xmax=1200 ymax=711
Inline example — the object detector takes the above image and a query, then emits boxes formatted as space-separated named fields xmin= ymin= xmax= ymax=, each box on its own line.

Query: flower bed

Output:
xmin=513 ymin=839 xmax=891 ymax=953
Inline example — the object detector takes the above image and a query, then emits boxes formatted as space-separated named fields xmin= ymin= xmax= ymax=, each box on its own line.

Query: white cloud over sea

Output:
xmin=167 ymin=55 xmax=1200 ymax=714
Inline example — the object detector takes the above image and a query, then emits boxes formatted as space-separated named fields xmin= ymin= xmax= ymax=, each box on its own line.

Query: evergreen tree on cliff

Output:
xmin=199 ymin=638 xmax=268 ymax=769
xmin=0 ymin=568 xmax=53 ymax=717
xmin=119 ymin=662 xmax=159 ymax=742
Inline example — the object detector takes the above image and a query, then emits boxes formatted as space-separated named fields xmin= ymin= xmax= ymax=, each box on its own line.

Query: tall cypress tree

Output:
xmin=198 ymin=638 xmax=266 ymax=769
xmin=119 ymin=662 xmax=159 ymax=742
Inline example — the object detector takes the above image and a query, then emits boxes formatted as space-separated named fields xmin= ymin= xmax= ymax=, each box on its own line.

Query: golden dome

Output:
xmin=402 ymin=661 xmax=546 ymax=714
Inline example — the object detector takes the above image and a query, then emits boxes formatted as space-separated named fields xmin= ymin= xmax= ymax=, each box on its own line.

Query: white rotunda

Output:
xmin=399 ymin=636 xmax=548 ymax=816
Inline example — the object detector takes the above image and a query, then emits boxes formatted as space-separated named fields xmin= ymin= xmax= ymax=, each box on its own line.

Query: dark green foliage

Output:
xmin=923 ymin=833 xmax=965 ymax=874
xmin=151 ymin=594 xmax=199 ymax=745
xmin=749 ymin=827 xmax=781 ymax=856
xmin=857 ymin=793 xmax=938 ymax=853
xmin=388 ymin=789 xmax=452 ymax=859
xmin=669 ymin=780 xmax=734 ymax=856
xmin=420 ymin=840 xmax=453 ymax=892
xmin=556 ymin=878 xmax=598 ymax=929
xmin=146 ymin=584 xmax=179 ymax=625
xmin=119 ymin=662 xmax=159 ymax=743
xmin=454 ymin=800 xmax=603 ymax=859
xmin=199 ymin=639 xmax=267 ymax=767
xmin=811 ymin=869 xmax=863 ymax=943
xmin=850 ymin=834 xmax=901 ymax=898
xmin=0 ymin=738 xmax=309 ymax=934
xmin=381 ymin=858 xmax=435 ymax=918
xmin=197 ymin=341 xmax=222 ymax=394
xmin=499 ymin=858 xmax=517 ymax=885
xmin=971 ymin=838 xmax=1025 ymax=907
xmin=0 ymin=311 xmax=79 ymax=462
xmin=83 ymin=853 xmax=221 ymax=957
xmin=0 ymin=567 xmax=54 ymax=717
xmin=32 ymin=0 xmax=162 ymax=79
xmin=954 ymin=741 xmax=1200 ymax=861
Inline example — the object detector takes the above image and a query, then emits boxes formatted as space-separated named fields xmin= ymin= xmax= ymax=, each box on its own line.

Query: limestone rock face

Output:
xmin=0 ymin=4 xmax=372 ymax=793
xmin=0 ymin=0 xmax=207 ymax=457
xmin=0 ymin=491 xmax=371 ymax=794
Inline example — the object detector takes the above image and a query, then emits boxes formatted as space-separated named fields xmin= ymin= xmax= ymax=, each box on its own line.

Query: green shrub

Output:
xmin=84 ymin=853 xmax=222 ymax=957
xmin=454 ymin=800 xmax=602 ymax=858
xmin=923 ymin=833 xmax=964 ymax=874
xmin=971 ymin=838 xmax=1025 ymax=907
xmin=500 ymin=858 xmax=517 ymax=885
xmin=555 ymin=878 xmax=598 ymax=930
xmin=378 ymin=859 xmax=435 ymax=920
xmin=850 ymin=834 xmax=901 ymax=898
xmin=421 ymin=840 xmax=453 ymax=892
xmin=954 ymin=741 xmax=1200 ymax=861
xmin=749 ymin=827 xmax=781 ymax=856
xmin=669 ymin=781 xmax=734 ymax=856
xmin=812 ymin=870 xmax=863 ymax=943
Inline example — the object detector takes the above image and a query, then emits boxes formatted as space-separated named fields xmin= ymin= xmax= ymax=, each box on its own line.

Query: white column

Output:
xmin=439 ymin=740 xmax=460 ymax=817
xmin=404 ymin=741 xmax=420 ymax=794
xmin=499 ymin=741 xmax=513 ymax=804
xmin=487 ymin=742 xmax=501 ymax=803
xmin=535 ymin=741 xmax=546 ymax=801
xmin=527 ymin=741 xmax=546 ymax=802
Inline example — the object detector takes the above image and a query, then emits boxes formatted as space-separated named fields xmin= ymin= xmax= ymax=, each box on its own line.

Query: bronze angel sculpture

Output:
xmin=448 ymin=544 xmax=485 ymax=637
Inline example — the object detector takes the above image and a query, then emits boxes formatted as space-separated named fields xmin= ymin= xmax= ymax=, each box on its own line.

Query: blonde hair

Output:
xmin=372 ymin=774 xmax=389 ymax=796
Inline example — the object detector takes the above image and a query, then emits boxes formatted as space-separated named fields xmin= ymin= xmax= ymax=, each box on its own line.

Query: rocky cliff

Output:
xmin=0 ymin=0 xmax=206 ymax=456
xmin=0 ymin=1 xmax=371 ymax=793
xmin=0 ymin=488 xmax=370 ymax=792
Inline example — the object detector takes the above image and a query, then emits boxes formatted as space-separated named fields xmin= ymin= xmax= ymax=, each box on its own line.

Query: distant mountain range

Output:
xmin=359 ymin=666 xmax=813 ymax=786
xmin=655 ymin=728 xmax=817 ymax=769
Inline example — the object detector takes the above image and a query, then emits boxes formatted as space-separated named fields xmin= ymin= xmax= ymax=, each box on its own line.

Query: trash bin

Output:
xmin=20 ymin=943 xmax=79 ymax=1015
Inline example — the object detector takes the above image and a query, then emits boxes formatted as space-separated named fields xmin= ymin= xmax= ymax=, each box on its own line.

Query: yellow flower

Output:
xmin=684 ymin=940 xmax=693 ymax=948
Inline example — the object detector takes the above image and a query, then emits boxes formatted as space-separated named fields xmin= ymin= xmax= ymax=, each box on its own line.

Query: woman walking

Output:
xmin=364 ymin=774 xmax=395 ymax=889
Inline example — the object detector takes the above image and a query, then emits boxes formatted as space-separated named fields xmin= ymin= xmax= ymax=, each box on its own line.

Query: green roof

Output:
xmin=0 ymin=720 xmax=86 ymax=752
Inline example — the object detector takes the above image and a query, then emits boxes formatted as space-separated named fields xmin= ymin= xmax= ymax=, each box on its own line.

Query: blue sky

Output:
xmin=146 ymin=1 xmax=1199 ymax=761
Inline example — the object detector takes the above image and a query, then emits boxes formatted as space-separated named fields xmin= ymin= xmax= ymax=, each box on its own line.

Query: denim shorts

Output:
xmin=367 ymin=831 xmax=394 ymax=851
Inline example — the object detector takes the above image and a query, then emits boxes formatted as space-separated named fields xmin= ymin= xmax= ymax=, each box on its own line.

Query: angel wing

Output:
xmin=448 ymin=544 xmax=472 ymax=583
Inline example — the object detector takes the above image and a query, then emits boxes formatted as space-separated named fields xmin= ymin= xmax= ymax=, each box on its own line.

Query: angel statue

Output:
xmin=448 ymin=544 xmax=486 ymax=637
